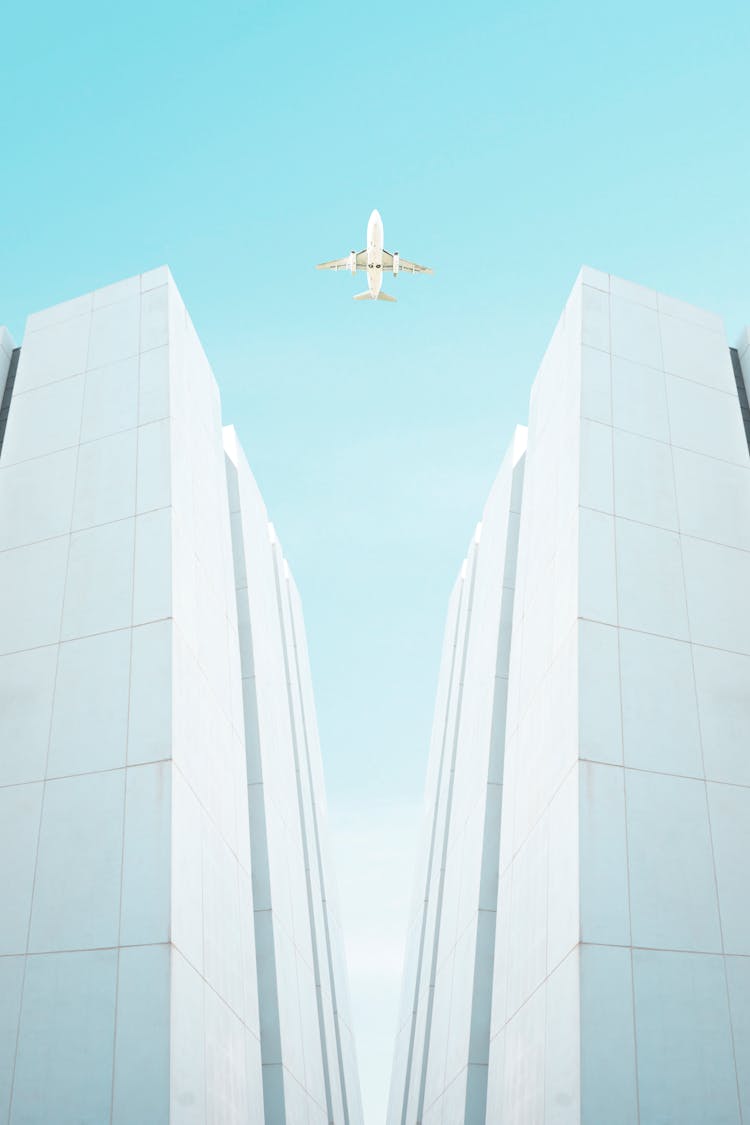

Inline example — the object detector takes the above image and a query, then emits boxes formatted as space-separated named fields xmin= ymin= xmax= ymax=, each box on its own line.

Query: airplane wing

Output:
xmin=316 ymin=250 xmax=368 ymax=271
xmin=382 ymin=250 xmax=433 ymax=274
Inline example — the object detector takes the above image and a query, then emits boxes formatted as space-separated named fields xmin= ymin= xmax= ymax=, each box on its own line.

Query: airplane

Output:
xmin=316 ymin=209 xmax=432 ymax=302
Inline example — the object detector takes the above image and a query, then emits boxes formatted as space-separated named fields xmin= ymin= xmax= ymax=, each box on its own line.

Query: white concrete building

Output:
xmin=0 ymin=271 xmax=362 ymax=1125
xmin=225 ymin=429 xmax=363 ymax=1125
xmin=389 ymin=269 xmax=750 ymax=1124
xmin=387 ymin=428 xmax=526 ymax=1125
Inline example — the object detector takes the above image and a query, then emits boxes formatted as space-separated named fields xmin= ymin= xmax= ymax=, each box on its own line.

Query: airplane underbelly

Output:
xmin=367 ymin=215 xmax=384 ymax=296
xmin=367 ymin=247 xmax=383 ymax=296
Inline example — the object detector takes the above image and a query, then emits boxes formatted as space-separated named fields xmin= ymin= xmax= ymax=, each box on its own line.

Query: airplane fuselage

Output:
xmin=366 ymin=209 xmax=384 ymax=298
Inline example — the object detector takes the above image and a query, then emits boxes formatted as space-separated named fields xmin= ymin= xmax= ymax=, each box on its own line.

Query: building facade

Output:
xmin=0 ymin=271 xmax=362 ymax=1125
xmin=389 ymin=269 xmax=750 ymax=1124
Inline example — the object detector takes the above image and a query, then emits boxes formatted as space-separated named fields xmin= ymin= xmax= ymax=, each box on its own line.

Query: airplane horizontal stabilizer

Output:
xmin=353 ymin=290 xmax=397 ymax=302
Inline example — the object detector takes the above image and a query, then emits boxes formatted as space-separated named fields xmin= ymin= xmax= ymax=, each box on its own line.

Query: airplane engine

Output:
xmin=392 ymin=252 xmax=400 ymax=276
xmin=348 ymin=250 xmax=356 ymax=273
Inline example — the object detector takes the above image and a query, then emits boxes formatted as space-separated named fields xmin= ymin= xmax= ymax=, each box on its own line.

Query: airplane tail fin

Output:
xmin=353 ymin=290 xmax=397 ymax=302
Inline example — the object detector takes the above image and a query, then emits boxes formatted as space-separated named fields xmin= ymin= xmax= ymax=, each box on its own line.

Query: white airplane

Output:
xmin=316 ymin=209 xmax=432 ymax=302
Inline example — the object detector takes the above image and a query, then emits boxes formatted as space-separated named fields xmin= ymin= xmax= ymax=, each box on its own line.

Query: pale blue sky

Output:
xmin=3 ymin=1 xmax=749 ymax=1119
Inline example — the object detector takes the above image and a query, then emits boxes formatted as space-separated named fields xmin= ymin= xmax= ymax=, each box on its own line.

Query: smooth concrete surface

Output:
xmin=490 ymin=271 xmax=750 ymax=1125
xmin=225 ymin=428 xmax=363 ymax=1125
xmin=391 ymin=269 xmax=750 ymax=1124
xmin=0 ymin=273 xmax=361 ymax=1124
xmin=0 ymin=269 xmax=263 ymax=1124
xmin=387 ymin=428 xmax=526 ymax=1125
